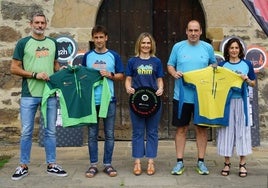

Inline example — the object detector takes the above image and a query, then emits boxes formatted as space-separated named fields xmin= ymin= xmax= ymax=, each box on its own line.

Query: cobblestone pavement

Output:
xmin=1 ymin=140 xmax=268 ymax=188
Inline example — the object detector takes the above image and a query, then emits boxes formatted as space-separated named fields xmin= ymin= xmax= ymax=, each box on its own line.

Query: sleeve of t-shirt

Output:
xmin=245 ymin=59 xmax=256 ymax=80
xmin=208 ymin=44 xmax=217 ymax=64
xmin=110 ymin=50 xmax=124 ymax=73
xmin=81 ymin=51 xmax=91 ymax=67
xmin=125 ymin=57 xmax=134 ymax=76
xmin=167 ymin=43 xmax=179 ymax=67
xmin=13 ymin=38 xmax=29 ymax=61
xmin=156 ymin=58 xmax=165 ymax=78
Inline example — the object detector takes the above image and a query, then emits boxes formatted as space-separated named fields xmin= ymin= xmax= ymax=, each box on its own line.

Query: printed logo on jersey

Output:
xmin=35 ymin=46 xmax=49 ymax=58
xmin=92 ymin=60 xmax=107 ymax=70
xmin=235 ymin=70 xmax=243 ymax=74
xmin=137 ymin=64 xmax=153 ymax=75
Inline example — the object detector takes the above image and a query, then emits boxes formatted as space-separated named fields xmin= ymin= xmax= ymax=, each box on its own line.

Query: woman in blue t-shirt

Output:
xmin=125 ymin=32 xmax=164 ymax=176
xmin=217 ymin=37 xmax=256 ymax=177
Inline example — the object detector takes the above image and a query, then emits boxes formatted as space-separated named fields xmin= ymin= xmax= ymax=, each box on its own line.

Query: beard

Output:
xmin=33 ymin=28 xmax=45 ymax=35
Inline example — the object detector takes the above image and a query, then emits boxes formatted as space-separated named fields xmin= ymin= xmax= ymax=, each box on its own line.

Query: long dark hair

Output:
xmin=223 ymin=37 xmax=245 ymax=61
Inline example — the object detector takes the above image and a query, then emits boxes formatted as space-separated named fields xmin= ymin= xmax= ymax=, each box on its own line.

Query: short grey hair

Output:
xmin=30 ymin=12 xmax=46 ymax=23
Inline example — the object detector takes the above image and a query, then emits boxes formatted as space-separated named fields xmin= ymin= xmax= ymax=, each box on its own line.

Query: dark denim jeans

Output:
xmin=130 ymin=104 xmax=162 ymax=158
xmin=87 ymin=101 xmax=116 ymax=166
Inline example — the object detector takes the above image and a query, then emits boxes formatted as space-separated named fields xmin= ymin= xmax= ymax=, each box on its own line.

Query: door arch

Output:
xmin=95 ymin=0 xmax=209 ymax=140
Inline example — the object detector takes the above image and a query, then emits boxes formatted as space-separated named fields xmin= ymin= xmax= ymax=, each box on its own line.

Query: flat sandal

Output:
xmin=239 ymin=163 xmax=247 ymax=177
xmin=221 ymin=162 xmax=231 ymax=176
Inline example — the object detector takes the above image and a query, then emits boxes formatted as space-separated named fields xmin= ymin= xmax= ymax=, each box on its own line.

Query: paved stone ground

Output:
xmin=0 ymin=140 xmax=268 ymax=188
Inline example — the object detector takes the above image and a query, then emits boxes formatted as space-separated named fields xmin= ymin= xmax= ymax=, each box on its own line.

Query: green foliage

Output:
xmin=0 ymin=155 xmax=11 ymax=168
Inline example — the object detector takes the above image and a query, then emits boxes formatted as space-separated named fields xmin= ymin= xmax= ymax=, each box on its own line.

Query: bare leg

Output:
xmin=195 ymin=126 xmax=207 ymax=159
xmin=221 ymin=156 xmax=231 ymax=176
xmin=135 ymin=158 xmax=141 ymax=164
xmin=239 ymin=156 xmax=247 ymax=177
xmin=175 ymin=126 xmax=188 ymax=158
xmin=239 ymin=156 xmax=246 ymax=165
xmin=224 ymin=156 xmax=231 ymax=165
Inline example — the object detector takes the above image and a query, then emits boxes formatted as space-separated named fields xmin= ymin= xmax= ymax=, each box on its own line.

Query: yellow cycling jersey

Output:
xmin=183 ymin=66 xmax=246 ymax=126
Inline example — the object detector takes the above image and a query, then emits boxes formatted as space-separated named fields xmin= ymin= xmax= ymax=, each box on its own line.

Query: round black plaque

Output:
xmin=129 ymin=87 xmax=161 ymax=117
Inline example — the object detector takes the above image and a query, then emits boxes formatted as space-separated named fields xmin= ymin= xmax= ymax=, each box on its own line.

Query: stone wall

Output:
xmin=0 ymin=0 xmax=267 ymax=143
xmin=200 ymin=1 xmax=268 ymax=141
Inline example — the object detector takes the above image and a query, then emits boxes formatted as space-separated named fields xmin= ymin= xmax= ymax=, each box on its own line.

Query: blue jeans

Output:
xmin=87 ymin=101 xmax=116 ymax=166
xmin=20 ymin=97 xmax=57 ymax=164
xmin=130 ymin=104 xmax=162 ymax=158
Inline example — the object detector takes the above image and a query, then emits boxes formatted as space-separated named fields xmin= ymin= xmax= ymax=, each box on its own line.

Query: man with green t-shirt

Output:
xmin=10 ymin=12 xmax=67 ymax=180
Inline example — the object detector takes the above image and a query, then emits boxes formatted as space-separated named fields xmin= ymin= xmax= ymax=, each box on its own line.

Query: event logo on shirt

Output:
xmin=35 ymin=46 xmax=49 ymax=58
xmin=137 ymin=64 xmax=153 ymax=75
xmin=93 ymin=60 xmax=107 ymax=70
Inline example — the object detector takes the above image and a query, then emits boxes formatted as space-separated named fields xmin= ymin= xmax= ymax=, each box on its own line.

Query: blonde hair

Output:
xmin=134 ymin=32 xmax=156 ymax=57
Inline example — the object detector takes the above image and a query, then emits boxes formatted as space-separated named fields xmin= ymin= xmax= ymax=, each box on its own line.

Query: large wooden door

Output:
xmin=96 ymin=0 xmax=208 ymax=140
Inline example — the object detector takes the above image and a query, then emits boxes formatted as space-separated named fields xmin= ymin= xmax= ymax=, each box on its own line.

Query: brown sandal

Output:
xmin=103 ymin=165 xmax=117 ymax=177
xmin=85 ymin=166 xmax=98 ymax=178
xmin=221 ymin=162 xmax=231 ymax=176
xmin=147 ymin=162 xmax=155 ymax=175
xmin=239 ymin=163 xmax=247 ymax=177
xmin=133 ymin=162 xmax=142 ymax=175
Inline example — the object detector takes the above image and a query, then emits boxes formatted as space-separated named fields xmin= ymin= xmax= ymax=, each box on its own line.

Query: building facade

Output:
xmin=0 ymin=0 xmax=267 ymax=143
